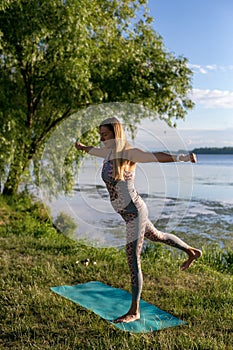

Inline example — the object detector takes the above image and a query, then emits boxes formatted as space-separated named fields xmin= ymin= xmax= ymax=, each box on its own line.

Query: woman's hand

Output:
xmin=75 ymin=141 xmax=86 ymax=151
xmin=180 ymin=153 xmax=197 ymax=163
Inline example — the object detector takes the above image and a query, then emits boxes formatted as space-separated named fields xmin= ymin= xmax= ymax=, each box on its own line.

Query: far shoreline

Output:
xmin=191 ymin=147 xmax=233 ymax=155
xmin=151 ymin=147 xmax=233 ymax=155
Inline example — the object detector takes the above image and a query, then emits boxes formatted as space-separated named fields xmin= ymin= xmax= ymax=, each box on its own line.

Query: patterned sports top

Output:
xmin=101 ymin=154 xmax=140 ymax=214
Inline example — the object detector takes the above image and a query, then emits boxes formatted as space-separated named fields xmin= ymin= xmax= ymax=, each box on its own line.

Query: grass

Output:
xmin=0 ymin=194 xmax=232 ymax=350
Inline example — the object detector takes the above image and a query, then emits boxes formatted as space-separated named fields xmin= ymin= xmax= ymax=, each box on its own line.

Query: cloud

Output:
xmin=178 ymin=128 xmax=233 ymax=148
xmin=188 ymin=64 xmax=211 ymax=74
xmin=206 ymin=65 xmax=217 ymax=71
xmin=188 ymin=64 xmax=233 ymax=74
xmin=190 ymin=88 xmax=233 ymax=109
xmin=136 ymin=120 xmax=233 ymax=149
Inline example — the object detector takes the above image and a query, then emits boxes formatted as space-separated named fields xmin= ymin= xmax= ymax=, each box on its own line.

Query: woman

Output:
xmin=75 ymin=117 xmax=202 ymax=323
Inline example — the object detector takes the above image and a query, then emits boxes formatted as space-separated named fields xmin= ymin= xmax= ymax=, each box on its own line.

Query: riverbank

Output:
xmin=0 ymin=195 xmax=232 ymax=349
xmin=192 ymin=147 xmax=233 ymax=154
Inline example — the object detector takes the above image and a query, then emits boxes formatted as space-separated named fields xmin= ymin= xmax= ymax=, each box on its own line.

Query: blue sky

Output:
xmin=142 ymin=0 xmax=233 ymax=148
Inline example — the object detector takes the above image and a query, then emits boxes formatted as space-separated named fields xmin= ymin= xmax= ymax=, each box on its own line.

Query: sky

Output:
xmin=140 ymin=0 xmax=233 ymax=149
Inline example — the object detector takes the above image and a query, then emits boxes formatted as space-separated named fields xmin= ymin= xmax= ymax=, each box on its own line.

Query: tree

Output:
xmin=0 ymin=0 xmax=194 ymax=195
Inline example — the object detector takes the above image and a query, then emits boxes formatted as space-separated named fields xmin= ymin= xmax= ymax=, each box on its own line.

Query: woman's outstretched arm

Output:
xmin=127 ymin=148 xmax=197 ymax=163
xmin=75 ymin=142 xmax=109 ymax=158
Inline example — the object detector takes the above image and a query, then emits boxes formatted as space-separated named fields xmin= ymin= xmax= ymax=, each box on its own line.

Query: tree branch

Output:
xmin=28 ymin=107 xmax=72 ymax=160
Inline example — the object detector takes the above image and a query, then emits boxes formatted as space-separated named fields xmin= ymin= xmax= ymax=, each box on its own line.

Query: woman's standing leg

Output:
xmin=125 ymin=213 xmax=145 ymax=301
xmin=113 ymin=211 xmax=146 ymax=323
xmin=144 ymin=220 xmax=202 ymax=270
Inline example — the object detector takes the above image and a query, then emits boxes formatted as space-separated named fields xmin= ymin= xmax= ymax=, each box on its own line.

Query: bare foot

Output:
xmin=181 ymin=248 xmax=202 ymax=271
xmin=113 ymin=312 xmax=140 ymax=323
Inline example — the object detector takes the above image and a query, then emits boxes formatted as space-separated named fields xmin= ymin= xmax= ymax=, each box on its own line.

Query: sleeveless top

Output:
xmin=101 ymin=152 xmax=141 ymax=214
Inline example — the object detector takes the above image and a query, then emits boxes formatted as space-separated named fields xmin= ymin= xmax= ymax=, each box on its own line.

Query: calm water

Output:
xmin=48 ymin=154 xmax=233 ymax=249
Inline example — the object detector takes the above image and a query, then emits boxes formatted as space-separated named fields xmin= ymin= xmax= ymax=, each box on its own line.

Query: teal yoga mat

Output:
xmin=51 ymin=281 xmax=187 ymax=333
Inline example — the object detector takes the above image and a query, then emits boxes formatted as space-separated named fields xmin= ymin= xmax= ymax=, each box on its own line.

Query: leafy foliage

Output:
xmin=0 ymin=0 xmax=194 ymax=195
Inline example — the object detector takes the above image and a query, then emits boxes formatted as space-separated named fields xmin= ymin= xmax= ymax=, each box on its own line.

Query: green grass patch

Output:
xmin=0 ymin=194 xmax=232 ymax=349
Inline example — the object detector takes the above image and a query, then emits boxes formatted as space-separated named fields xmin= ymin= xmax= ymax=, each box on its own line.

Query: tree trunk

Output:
xmin=2 ymin=168 xmax=22 ymax=196
xmin=2 ymin=143 xmax=27 ymax=196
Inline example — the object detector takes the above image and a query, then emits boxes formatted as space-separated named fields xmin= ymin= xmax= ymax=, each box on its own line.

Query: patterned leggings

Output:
xmin=121 ymin=209 xmax=190 ymax=302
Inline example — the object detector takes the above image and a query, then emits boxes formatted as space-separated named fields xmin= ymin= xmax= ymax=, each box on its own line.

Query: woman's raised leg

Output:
xmin=144 ymin=220 xmax=202 ymax=270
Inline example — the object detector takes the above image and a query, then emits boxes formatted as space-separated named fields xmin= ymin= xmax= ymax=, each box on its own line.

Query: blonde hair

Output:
xmin=100 ymin=117 xmax=131 ymax=180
